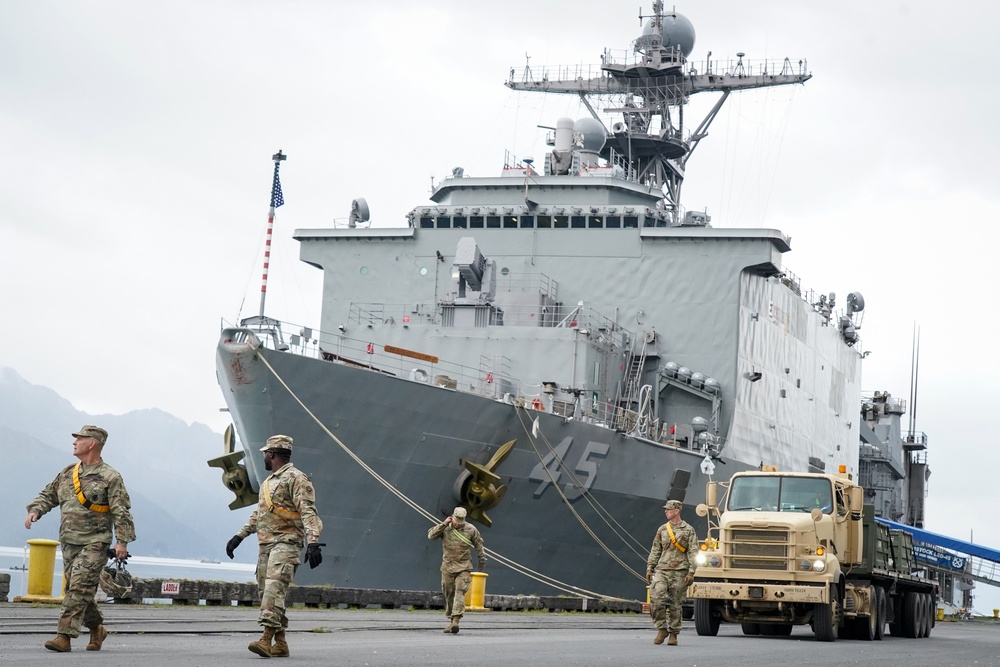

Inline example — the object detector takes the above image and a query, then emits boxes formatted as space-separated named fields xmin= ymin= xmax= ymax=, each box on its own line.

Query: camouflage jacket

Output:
xmin=427 ymin=520 xmax=486 ymax=574
xmin=647 ymin=519 xmax=698 ymax=572
xmin=238 ymin=463 xmax=323 ymax=547
xmin=26 ymin=460 xmax=136 ymax=547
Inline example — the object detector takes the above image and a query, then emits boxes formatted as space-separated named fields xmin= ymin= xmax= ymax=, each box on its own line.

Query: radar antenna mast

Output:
xmin=506 ymin=3 xmax=810 ymax=224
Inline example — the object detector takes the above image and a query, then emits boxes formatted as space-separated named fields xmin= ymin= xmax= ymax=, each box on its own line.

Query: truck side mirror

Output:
xmin=848 ymin=486 xmax=863 ymax=519
xmin=706 ymin=482 xmax=717 ymax=507
xmin=696 ymin=503 xmax=710 ymax=517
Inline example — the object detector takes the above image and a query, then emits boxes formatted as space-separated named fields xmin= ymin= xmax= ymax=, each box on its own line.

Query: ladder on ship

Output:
xmin=615 ymin=334 xmax=653 ymax=433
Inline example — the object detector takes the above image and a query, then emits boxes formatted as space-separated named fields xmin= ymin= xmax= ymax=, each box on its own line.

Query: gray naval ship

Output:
xmin=212 ymin=4 xmax=872 ymax=601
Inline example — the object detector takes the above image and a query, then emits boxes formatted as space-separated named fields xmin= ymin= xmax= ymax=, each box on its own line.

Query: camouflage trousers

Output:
xmin=256 ymin=542 xmax=301 ymax=628
xmin=441 ymin=570 xmax=471 ymax=618
xmin=650 ymin=569 xmax=688 ymax=633
xmin=57 ymin=541 xmax=110 ymax=637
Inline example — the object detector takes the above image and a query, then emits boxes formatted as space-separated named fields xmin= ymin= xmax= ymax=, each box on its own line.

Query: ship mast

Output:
xmin=505 ymin=2 xmax=810 ymax=224
xmin=258 ymin=149 xmax=286 ymax=317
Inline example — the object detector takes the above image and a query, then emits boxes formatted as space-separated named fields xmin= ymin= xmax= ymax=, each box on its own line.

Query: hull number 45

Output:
xmin=530 ymin=437 xmax=610 ymax=500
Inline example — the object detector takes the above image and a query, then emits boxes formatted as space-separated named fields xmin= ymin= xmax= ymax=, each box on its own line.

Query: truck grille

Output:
xmin=726 ymin=528 xmax=790 ymax=571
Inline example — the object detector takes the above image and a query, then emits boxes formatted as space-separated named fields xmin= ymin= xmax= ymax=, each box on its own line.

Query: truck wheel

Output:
xmin=903 ymin=591 xmax=920 ymax=638
xmin=694 ymin=598 xmax=720 ymax=636
xmin=924 ymin=593 xmax=937 ymax=637
xmin=920 ymin=593 xmax=932 ymax=638
xmin=741 ymin=622 xmax=761 ymax=635
xmin=813 ymin=586 xmax=840 ymax=642
xmin=874 ymin=586 xmax=886 ymax=640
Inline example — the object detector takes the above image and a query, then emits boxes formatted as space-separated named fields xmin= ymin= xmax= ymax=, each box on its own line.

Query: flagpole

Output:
xmin=259 ymin=150 xmax=286 ymax=318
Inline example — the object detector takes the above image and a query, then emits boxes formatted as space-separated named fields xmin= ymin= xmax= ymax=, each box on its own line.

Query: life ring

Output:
xmin=531 ymin=398 xmax=544 ymax=411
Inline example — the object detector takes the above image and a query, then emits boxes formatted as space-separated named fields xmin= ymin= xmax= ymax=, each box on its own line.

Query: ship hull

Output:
xmin=218 ymin=338 xmax=753 ymax=600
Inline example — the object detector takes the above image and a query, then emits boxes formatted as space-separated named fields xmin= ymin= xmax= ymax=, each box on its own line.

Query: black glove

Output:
xmin=106 ymin=547 xmax=130 ymax=562
xmin=226 ymin=535 xmax=243 ymax=560
xmin=305 ymin=543 xmax=323 ymax=569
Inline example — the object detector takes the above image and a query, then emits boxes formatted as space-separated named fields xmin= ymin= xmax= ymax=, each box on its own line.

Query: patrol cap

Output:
xmin=260 ymin=434 xmax=294 ymax=452
xmin=452 ymin=507 xmax=467 ymax=520
xmin=72 ymin=425 xmax=108 ymax=446
xmin=663 ymin=500 xmax=683 ymax=510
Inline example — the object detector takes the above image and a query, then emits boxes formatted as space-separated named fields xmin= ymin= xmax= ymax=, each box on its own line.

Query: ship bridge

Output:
xmin=878 ymin=517 xmax=1000 ymax=611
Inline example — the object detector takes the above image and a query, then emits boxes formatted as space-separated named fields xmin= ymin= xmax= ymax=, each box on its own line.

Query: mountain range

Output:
xmin=0 ymin=367 xmax=254 ymax=562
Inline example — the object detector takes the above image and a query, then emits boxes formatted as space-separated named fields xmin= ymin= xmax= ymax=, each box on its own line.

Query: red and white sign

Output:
xmin=161 ymin=581 xmax=180 ymax=595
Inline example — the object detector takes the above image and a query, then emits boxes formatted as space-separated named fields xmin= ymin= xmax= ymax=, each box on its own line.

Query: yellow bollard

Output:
xmin=994 ymin=609 xmax=999 ymax=619
xmin=936 ymin=607 xmax=944 ymax=621
xmin=642 ymin=585 xmax=651 ymax=614
xmin=13 ymin=539 xmax=64 ymax=604
xmin=463 ymin=572 xmax=490 ymax=612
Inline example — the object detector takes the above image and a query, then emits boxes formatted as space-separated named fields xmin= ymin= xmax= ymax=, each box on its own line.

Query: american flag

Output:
xmin=271 ymin=171 xmax=285 ymax=208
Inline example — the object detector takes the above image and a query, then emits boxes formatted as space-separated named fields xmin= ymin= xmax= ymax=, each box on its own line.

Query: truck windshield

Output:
xmin=727 ymin=476 xmax=833 ymax=514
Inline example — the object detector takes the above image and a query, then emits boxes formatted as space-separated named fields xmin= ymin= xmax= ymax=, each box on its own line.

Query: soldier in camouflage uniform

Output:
xmin=647 ymin=499 xmax=698 ymax=646
xmin=24 ymin=425 xmax=136 ymax=653
xmin=427 ymin=506 xmax=486 ymax=634
xmin=226 ymin=434 xmax=323 ymax=658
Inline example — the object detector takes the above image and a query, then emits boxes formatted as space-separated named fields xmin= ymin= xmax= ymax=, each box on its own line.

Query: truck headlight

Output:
xmin=812 ymin=559 xmax=826 ymax=572
xmin=696 ymin=552 xmax=708 ymax=566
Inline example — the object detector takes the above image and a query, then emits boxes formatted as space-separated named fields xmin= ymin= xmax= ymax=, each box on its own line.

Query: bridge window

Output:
xmin=536 ymin=215 xmax=552 ymax=228
xmin=588 ymin=216 xmax=603 ymax=228
xmin=554 ymin=215 xmax=569 ymax=228
xmin=486 ymin=215 xmax=501 ymax=228
xmin=624 ymin=216 xmax=639 ymax=228
xmin=503 ymin=215 xmax=518 ymax=228
xmin=470 ymin=216 xmax=484 ymax=228
xmin=419 ymin=217 xmax=434 ymax=228
xmin=606 ymin=216 xmax=621 ymax=228
xmin=519 ymin=216 xmax=535 ymax=228
xmin=571 ymin=215 xmax=586 ymax=228
xmin=453 ymin=216 xmax=467 ymax=228
xmin=435 ymin=216 xmax=451 ymax=228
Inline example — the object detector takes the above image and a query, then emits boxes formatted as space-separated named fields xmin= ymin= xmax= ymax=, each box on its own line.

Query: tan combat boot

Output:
xmin=271 ymin=629 xmax=289 ymax=658
xmin=653 ymin=629 xmax=669 ymax=645
xmin=248 ymin=626 xmax=276 ymax=657
xmin=86 ymin=625 xmax=108 ymax=651
xmin=44 ymin=635 xmax=72 ymax=652
xmin=667 ymin=632 xmax=678 ymax=646
xmin=443 ymin=616 xmax=460 ymax=634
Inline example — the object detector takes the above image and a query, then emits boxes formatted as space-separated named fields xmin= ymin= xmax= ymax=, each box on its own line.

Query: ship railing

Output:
xmin=509 ymin=55 xmax=808 ymax=86
xmin=227 ymin=316 xmax=524 ymax=402
xmin=691 ymin=55 xmax=809 ymax=78
xmin=318 ymin=333 xmax=522 ymax=401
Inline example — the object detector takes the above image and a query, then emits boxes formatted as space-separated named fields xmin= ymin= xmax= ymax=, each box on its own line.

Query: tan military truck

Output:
xmin=688 ymin=469 xmax=937 ymax=641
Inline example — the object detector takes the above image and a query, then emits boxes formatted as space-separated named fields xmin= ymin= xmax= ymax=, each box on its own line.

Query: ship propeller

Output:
xmin=456 ymin=439 xmax=515 ymax=527
xmin=207 ymin=424 xmax=259 ymax=510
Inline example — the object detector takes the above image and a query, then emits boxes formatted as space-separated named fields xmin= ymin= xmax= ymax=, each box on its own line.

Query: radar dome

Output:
xmin=642 ymin=11 xmax=696 ymax=57
xmin=574 ymin=118 xmax=607 ymax=153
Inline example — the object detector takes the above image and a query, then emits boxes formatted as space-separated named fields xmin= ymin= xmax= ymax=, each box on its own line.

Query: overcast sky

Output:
xmin=3 ymin=1 xmax=998 ymax=609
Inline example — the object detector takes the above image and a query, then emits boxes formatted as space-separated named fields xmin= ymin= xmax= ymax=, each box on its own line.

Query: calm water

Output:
xmin=1 ymin=545 xmax=256 ymax=603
